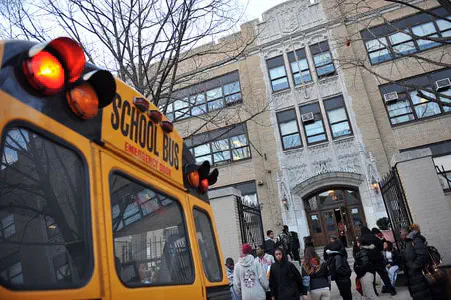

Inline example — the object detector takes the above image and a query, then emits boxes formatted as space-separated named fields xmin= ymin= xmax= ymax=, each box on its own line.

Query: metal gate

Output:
xmin=379 ymin=167 xmax=413 ymax=249
xmin=236 ymin=196 xmax=264 ymax=249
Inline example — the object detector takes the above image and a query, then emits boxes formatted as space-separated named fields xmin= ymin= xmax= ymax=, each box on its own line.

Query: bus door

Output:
xmin=188 ymin=196 xmax=231 ymax=299
xmin=0 ymin=96 xmax=102 ymax=299
xmin=99 ymin=151 xmax=204 ymax=300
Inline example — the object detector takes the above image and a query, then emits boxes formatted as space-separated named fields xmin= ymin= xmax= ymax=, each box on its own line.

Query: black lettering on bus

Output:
xmin=111 ymin=93 xmax=121 ymax=130
xmin=129 ymin=106 xmax=139 ymax=143
xmin=121 ymin=100 xmax=130 ymax=136
xmin=138 ymin=114 xmax=146 ymax=148
xmin=146 ymin=121 xmax=153 ymax=152
xmin=153 ymin=123 xmax=159 ymax=157
xmin=174 ymin=142 xmax=179 ymax=170
xmin=163 ymin=134 xmax=168 ymax=163
xmin=168 ymin=136 xmax=173 ymax=167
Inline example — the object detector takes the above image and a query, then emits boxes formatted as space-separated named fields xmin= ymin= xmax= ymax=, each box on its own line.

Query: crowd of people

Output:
xmin=225 ymin=223 xmax=446 ymax=300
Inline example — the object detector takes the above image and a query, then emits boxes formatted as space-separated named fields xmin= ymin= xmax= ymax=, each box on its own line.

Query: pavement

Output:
xmin=329 ymin=273 xmax=411 ymax=300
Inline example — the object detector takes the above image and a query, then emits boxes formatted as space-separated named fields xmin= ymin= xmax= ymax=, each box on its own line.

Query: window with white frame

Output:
xmin=164 ymin=71 xmax=242 ymax=121
xmin=299 ymin=102 xmax=328 ymax=145
xmin=276 ymin=109 xmax=302 ymax=150
xmin=362 ymin=7 xmax=451 ymax=65
xmin=287 ymin=48 xmax=312 ymax=85
xmin=185 ymin=124 xmax=251 ymax=165
xmin=324 ymin=96 xmax=353 ymax=139
xmin=380 ymin=69 xmax=451 ymax=126
xmin=310 ymin=41 xmax=336 ymax=78
xmin=267 ymin=55 xmax=289 ymax=92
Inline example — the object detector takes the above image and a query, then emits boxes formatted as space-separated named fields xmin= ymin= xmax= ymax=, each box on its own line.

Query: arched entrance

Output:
xmin=304 ymin=188 xmax=366 ymax=247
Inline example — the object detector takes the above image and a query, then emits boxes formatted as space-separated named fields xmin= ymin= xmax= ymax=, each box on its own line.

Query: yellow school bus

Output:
xmin=0 ymin=37 xmax=231 ymax=299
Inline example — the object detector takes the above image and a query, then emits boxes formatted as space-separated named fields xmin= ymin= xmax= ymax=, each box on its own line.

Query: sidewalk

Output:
xmin=329 ymin=273 xmax=411 ymax=300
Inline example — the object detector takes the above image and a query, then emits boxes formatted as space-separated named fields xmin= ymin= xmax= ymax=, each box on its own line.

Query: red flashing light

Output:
xmin=200 ymin=178 xmax=209 ymax=193
xmin=22 ymin=51 xmax=65 ymax=95
xmin=161 ymin=121 xmax=174 ymax=133
xmin=48 ymin=37 xmax=85 ymax=83
xmin=148 ymin=110 xmax=163 ymax=123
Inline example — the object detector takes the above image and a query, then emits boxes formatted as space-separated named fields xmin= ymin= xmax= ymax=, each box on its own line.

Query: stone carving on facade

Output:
xmin=271 ymin=89 xmax=293 ymax=110
xmin=318 ymin=76 xmax=341 ymax=98
xmin=278 ymin=7 xmax=300 ymax=34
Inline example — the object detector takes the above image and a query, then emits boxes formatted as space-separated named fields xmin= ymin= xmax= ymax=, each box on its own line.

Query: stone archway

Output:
xmin=292 ymin=172 xmax=364 ymax=247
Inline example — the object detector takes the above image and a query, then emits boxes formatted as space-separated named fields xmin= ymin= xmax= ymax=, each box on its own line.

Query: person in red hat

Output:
xmin=233 ymin=244 xmax=269 ymax=300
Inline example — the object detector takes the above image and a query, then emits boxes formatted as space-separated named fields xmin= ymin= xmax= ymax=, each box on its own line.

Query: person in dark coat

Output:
xmin=354 ymin=242 xmax=378 ymax=299
xmin=360 ymin=226 xmax=396 ymax=295
xmin=302 ymin=247 xmax=330 ymax=299
xmin=324 ymin=236 xmax=347 ymax=261
xmin=269 ymin=247 xmax=303 ymax=300
xmin=326 ymin=241 xmax=352 ymax=300
xmin=401 ymin=225 xmax=445 ymax=300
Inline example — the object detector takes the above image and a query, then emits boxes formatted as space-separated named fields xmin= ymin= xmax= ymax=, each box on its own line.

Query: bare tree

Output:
xmin=324 ymin=0 xmax=451 ymax=107
xmin=0 ymin=0 xmax=256 ymax=107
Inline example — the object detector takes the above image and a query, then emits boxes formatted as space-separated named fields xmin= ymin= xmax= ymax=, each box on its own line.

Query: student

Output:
xmin=255 ymin=245 xmax=275 ymax=300
xmin=226 ymin=257 xmax=240 ymax=300
xmin=325 ymin=242 xmax=352 ymax=300
xmin=234 ymin=244 xmax=268 ymax=300
xmin=269 ymin=247 xmax=303 ymax=300
xmin=382 ymin=241 xmax=400 ymax=292
xmin=302 ymin=247 xmax=330 ymax=300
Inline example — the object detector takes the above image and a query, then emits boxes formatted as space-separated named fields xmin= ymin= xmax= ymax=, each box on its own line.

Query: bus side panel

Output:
xmin=99 ymin=151 xmax=204 ymax=300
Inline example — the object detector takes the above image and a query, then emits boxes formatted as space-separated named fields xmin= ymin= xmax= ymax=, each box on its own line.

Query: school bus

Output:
xmin=0 ymin=37 xmax=232 ymax=299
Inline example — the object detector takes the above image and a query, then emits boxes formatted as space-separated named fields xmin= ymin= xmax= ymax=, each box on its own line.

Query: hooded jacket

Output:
xmin=269 ymin=250 xmax=303 ymax=300
xmin=354 ymin=244 xmax=375 ymax=278
xmin=233 ymin=254 xmax=268 ymax=300
xmin=326 ymin=249 xmax=351 ymax=281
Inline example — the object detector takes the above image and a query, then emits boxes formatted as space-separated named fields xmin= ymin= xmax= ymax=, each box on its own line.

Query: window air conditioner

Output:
xmin=435 ymin=78 xmax=451 ymax=91
xmin=301 ymin=112 xmax=314 ymax=123
xmin=383 ymin=91 xmax=398 ymax=103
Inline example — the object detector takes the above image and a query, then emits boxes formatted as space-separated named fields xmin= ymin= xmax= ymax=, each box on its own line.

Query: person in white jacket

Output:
xmin=233 ymin=244 xmax=269 ymax=300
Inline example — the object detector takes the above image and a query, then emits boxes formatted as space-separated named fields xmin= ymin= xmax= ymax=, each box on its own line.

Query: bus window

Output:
xmin=193 ymin=208 xmax=222 ymax=282
xmin=0 ymin=127 xmax=91 ymax=289
xmin=109 ymin=173 xmax=194 ymax=287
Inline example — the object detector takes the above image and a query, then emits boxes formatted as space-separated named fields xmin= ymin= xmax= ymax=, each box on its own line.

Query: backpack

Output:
xmin=427 ymin=245 xmax=442 ymax=266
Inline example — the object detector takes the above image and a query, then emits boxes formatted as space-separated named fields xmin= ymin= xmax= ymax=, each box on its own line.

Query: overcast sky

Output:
xmin=240 ymin=0 xmax=287 ymax=22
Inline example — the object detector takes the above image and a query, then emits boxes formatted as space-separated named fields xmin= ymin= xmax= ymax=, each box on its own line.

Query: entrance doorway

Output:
xmin=304 ymin=188 xmax=366 ymax=247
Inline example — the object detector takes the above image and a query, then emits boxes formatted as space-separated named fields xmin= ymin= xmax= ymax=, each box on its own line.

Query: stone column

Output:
xmin=209 ymin=187 xmax=243 ymax=262
xmin=392 ymin=149 xmax=451 ymax=265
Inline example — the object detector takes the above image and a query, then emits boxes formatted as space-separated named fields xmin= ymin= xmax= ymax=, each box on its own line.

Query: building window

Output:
xmin=185 ymin=124 xmax=251 ymax=165
xmin=0 ymin=214 xmax=16 ymax=239
xmin=299 ymin=102 xmax=327 ymax=145
xmin=276 ymin=109 xmax=302 ymax=150
xmin=164 ymin=71 xmax=242 ymax=121
xmin=324 ymin=96 xmax=353 ymax=138
xmin=266 ymin=55 xmax=289 ymax=92
xmin=287 ymin=48 xmax=312 ymax=85
xmin=362 ymin=8 xmax=451 ymax=65
xmin=310 ymin=41 xmax=336 ymax=78
xmin=210 ymin=181 xmax=260 ymax=207
xmin=380 ymin=69 xmax=451 ymax=126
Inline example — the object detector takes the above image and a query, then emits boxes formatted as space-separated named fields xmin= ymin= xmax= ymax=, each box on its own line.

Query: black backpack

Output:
xmin=427 ymin=245 xmax=442 ymax=266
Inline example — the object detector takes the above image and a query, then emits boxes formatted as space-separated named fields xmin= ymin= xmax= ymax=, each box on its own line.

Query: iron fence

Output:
xmin=236 ymin=196 xmax=264 ymax=249
xmin=379 ymin=167 xmax=413 ymax=250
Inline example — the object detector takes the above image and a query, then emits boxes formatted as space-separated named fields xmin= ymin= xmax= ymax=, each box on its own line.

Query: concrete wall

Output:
xmin=209 ymin=188 xmax=243 ymax=262
xmin=393 ymin=149 xmax=451 ymax=265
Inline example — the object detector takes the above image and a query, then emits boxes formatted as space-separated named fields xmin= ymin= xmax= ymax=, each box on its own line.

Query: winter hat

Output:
xmin=242 ymin=243 xmax=253 ymax=255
